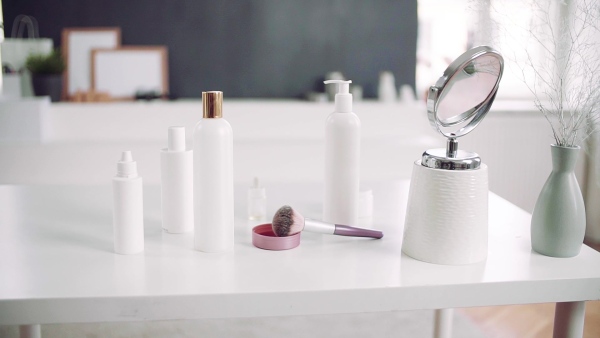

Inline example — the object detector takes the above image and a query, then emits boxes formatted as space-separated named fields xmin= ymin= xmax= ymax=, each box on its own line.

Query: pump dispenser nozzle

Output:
xmin=324 ymin=80 xmax=353 ymax=113
xmin=324 ymin=80 xmax=352 ymax=93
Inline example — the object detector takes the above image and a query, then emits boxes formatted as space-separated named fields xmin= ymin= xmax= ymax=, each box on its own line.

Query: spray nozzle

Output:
xmin=324 ymin=80 xmax=352 ymax=94
xmin=117 ymin=150 xmax=138 ymax=178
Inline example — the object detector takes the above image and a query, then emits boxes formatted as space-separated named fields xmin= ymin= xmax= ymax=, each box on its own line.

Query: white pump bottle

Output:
xmin=323 ymin=80 xmax=361 ymax=226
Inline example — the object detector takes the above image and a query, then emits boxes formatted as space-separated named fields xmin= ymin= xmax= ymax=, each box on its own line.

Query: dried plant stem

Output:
xmin=495 ymin=0 xmax=600 ymax=147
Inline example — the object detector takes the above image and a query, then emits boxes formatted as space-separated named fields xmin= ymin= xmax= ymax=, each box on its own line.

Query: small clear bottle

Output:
xmin=247 ymin=177 xmax=266 ymax=221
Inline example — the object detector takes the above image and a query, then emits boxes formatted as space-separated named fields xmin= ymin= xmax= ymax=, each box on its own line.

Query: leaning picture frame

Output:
xmin=91 ymin=46 xmax=169 ymax=100
xmin=61 ymin=27 xmax=121 ymax=100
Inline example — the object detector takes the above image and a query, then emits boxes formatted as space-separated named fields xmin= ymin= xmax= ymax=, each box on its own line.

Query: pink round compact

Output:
xmin=252 ymin=223 xmax=301 ymax=250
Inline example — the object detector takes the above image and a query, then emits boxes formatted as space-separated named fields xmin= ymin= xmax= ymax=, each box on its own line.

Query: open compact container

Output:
xmin=402 ymin=46 xmax=504 ymax=265
xmin=252 ymin=224 xmax=301 ymax=250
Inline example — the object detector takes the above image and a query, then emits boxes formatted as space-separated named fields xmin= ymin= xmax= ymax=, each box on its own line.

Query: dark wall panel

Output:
xmin=3 ymin=0 xmax=417 ymax=98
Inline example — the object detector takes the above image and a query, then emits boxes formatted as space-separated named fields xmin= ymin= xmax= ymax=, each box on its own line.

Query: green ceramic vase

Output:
xmin=531 ymin=145 xmax=586 ymax=257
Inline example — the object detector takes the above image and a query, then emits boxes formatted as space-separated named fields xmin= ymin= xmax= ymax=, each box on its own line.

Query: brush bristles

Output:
xmin=272 ymin=205 xmax=305 ymax=237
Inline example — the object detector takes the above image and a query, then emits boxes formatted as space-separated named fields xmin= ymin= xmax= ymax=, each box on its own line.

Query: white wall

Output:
xmin=0 ymin=100 xmax=438 ymax=186
xmin=0 ymin=99 xmax=589 ymax=215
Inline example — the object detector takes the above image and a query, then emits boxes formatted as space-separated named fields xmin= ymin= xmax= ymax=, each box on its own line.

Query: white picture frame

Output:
xmin=91 ymin=46 xmax=169 ymax=100
xmin=61 ymin=27 xmax=121 ymax=100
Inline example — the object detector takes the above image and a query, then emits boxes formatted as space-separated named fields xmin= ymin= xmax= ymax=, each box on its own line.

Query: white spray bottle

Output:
xmin=112 ymin=151 xmax=144 ymax=254
xmin=323 ymin=80 xmax=360 ymax=226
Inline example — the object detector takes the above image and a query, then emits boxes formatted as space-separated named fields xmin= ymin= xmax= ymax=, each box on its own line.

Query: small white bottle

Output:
xmin=323 ymin=80 xmax=361 ymax=226
xmin=112 ymin=151 xmax=144 ymax=254
xmin=247 ymin=177 xmax=266 ymax=221
xmin=378 ymin=71 xmax=398 ymax=102
xmin=160 ymin=126 xmax=193 ymax=233
xmin=193 ymin=91 xmax=234 ymax=253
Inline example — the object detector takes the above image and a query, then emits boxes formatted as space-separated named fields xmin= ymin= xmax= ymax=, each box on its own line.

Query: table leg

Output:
xmin=553 ymin=301 xmax=586 ymax=338
xmin=433 ymin=308 xmax=453 ymax=338
xmin=19 ymin=325 xmax=41 ymax=338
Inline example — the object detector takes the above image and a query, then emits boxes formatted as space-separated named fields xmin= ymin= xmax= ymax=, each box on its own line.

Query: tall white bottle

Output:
xmin=323 ymin=80 xmax=361 ymax=226
xmin=193 ymin=91 xmax=234 ymax=253
xmin=112 ymin=151 xmax=144 ymax=254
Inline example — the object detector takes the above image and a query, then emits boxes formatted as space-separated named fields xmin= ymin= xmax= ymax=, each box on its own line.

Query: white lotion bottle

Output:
xmin=323 ymin=80 xmax=361 ymax=226
xmin=161 ymin=126 xmax=193 ymax=233
xmin=112 ymin=151 xmax=144 ymax=254
xmin=193 ymin=91 xmax=234 ymax=253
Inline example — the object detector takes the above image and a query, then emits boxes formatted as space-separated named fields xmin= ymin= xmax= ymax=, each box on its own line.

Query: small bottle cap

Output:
xmin=202 ymin=91 xmax=223 ymax=118
xmin=168 ymin=126 xmax=186 ymax=152
xmin=248 ymin=177 xmax=266 ymax=198
xmin=121 ymin=151 xmax=132 ymax=162
xmin=117 ymin=150 xmax=138 ymax=178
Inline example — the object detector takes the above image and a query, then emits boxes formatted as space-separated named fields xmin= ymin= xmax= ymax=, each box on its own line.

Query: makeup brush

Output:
xmin=272 ymin=205 xmax=383 ymax=239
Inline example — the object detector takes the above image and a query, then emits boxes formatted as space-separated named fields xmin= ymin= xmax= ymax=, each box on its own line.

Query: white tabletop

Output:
xmin=1 ymin=182 xmax=599 ymax=326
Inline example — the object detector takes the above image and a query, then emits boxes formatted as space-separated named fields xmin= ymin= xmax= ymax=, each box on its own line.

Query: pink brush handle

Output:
xmin=333 ymin=224 xmax=383 ymax=239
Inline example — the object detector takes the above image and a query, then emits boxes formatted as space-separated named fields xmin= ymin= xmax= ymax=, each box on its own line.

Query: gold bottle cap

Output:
xmin=202 ymin=91 xmax=223 ymax=118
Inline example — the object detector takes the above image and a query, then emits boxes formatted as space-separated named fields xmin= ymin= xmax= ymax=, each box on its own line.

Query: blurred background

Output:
xmin=1 ymin=0 xmax=540 ymax=101
xmin=2 ymin=0 xmax=418 ymax=98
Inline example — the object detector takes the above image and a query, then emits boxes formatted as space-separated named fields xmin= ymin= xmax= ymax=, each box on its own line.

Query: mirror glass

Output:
xmin=427 ymin=47 xmax=504 ymax=139
xmin=436 ymin=54 xmax=502 ymax=126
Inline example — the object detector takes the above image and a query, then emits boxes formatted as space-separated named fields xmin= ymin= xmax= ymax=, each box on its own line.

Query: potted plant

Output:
xmin=25 ymin=49 xmax=66 ymax=102
xmin=518 ymin=0 xmax=600 ymax=257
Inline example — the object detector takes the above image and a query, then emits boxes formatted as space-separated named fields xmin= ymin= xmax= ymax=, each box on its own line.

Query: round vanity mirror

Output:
xmin=423 ymin=46 xmax=504 ymax=170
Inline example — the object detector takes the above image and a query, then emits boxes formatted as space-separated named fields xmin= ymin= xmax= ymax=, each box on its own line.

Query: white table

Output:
xmin=1 ymin=182 xmax=599 ymax=338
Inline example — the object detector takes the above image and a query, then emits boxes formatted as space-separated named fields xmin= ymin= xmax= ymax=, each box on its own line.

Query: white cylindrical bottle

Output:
xmin=161 ymin=126 xmax=193 ymax=233
xmin=193 ymin=91 xmax=234 ymax=253
xmin=378 ymin=71 xmax=398 ymax=102
xmin=323 ymin=80 xmax=361 ymax=226
xmin=112 ymin=151 xmax=144 ymax=254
